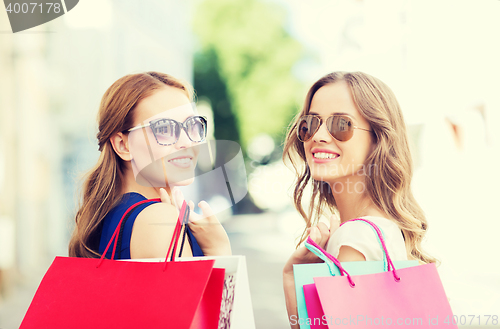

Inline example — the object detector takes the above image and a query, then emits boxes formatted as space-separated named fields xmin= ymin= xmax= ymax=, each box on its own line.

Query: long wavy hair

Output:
xmin=68 ymin=72 xmax=194 ymax=258
xmin=283 ymin=71 xmax=436 ymax=264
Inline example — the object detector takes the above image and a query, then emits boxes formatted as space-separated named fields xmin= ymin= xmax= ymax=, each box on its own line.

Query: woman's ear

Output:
xmin=110 ymin=132 xmax=132 ymax=161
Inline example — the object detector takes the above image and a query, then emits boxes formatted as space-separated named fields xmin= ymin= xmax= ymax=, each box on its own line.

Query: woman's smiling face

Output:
xmin=303 ymin=81 xmax=374 ymax=185
xmin=128 ymin=85 xmax=201 ymax=187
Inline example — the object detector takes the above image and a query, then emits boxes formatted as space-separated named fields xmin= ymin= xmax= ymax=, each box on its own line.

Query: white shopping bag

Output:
xmin=130 ymin=255 xmax=255 ymax=329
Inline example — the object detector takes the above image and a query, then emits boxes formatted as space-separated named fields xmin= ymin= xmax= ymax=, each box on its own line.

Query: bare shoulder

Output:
xmin=130 ymin=202 xmax=179 ymax=258
xmin=337 ymin=245 xmax=366 ymax=262
xmin=134 ymin=202 xmax=179 ymax=225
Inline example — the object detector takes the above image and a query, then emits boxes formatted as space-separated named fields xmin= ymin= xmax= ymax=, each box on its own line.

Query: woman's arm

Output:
xmin=129 ymin=201 xmax=181 ymax=259
xmin=130 ymin=188 xmax=191 ymax=259
xmin=283 ymin=224 xmax=330 ymax=329
xmin=337 ymin=246 xmax=366 ymax=262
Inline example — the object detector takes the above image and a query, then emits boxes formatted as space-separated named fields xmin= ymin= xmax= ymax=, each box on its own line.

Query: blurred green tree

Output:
xmin=193 ymin=0 xmax=303 ymax=149
xmin=194 ymin=48 xmax=240 ymax=143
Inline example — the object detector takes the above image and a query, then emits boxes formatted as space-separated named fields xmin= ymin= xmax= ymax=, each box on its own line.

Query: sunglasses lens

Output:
xmin=328 ymin=116 xmax=353 ymax=141
xmin=298 ymin=116 xmax=319 ymax=142
xmin=152 ymin=119 xmax=179 ymax=145
xmin=186 ymin=116 xmax=207 ymax=142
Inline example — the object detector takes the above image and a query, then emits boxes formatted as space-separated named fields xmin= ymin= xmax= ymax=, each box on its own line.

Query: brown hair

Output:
xmin=68 ymin=72 xmax=193 ymax=258
xmin=283 ymin=71 xmax=437 ymax=264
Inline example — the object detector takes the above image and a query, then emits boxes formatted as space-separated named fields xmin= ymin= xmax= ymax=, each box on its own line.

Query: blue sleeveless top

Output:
xmin=98 ymin=192 xmax=204 ymax=259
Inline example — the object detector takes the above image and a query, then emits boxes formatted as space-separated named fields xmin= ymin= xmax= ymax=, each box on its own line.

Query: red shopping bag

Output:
xmin=20 ymin=201 xmax=225 ymax=329
xmin=308 ymin=219 xmax=457 ymax=329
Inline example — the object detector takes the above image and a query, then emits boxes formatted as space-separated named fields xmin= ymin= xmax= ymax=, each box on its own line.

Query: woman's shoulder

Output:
xmin=355 ymin=216 xmax=402 ymax=234
xmin=129 ymin=198 xmax=180 ymax=258
xmin=327 ymin=216 xmax=407 ymax=261
xmin=134 ymin=201 xmax=178 ymax=225
xmin=108 ymin=192 xmax=177 ymax=223
xmin=338 ymin=216 xmax=404 ymax=244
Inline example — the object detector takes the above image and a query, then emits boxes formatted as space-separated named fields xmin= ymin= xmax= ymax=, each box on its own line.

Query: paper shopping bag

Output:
xmin=20 ymin=201 xmax=225 ymax=329
xmin=293 ymin=219 xmax=418 ymax=329
xmin=310 ymin=219 xmax=457 ymax=329
xmin=178 ymin=255 xmax=255 ymax=329
xmin=296 ymin=260 xmax=418 ymax=329
xmin=133 ymin=255 xmax=256 ymax=329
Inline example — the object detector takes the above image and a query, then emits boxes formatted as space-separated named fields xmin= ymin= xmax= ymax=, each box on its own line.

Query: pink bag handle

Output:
xmin=345 ymin=218 xmax=400 ymax=282
xmin=305 ymin=218 xmax=401 ymax=287
xmin=96 ymin=199 xmax=188 ymax=269
xmin=306 ymin=236 xmax=356 ymax=287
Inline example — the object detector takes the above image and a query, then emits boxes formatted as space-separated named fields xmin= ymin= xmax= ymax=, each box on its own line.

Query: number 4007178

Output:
xmin=6 ymin=2 xmax=62 ymax=14
xmin=444 ymin=315 xmax=498 ymax=326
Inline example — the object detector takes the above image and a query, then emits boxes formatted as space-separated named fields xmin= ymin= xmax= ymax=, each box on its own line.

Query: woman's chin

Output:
xmin=169 ymin=177 xmax=195 ymax=187
xmin=312 ymin=176 xmax=337 ymax=186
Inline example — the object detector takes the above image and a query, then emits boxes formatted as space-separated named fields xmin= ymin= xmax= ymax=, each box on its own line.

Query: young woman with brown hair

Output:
xmin=68 ymin=71 xmax=231 ymax=259
xmin=282 ymin=71 xmax=436 ymax=327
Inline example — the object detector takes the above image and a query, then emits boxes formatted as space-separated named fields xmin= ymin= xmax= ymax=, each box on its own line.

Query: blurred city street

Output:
xmin=225 ymin=210 xmax=306 ymax=329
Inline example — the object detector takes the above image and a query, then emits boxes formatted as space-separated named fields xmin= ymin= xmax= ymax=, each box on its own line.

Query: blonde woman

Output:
xmin=282 ymin=72 xmax=436 ymax=327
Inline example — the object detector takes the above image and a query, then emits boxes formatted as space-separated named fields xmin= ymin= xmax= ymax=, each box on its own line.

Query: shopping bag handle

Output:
xmin=305 ymin=220 xmax=390 ymax=272
xmin=97 ymin=199 xmax=188 ymax=268
xmin=305 ymin=237 xmax=356 ymax=287
xmin=339 ymin=219 xmax=389 ymax=271
xmin=305 ymin=218 xmax=400 ymax=286
xmin=346 ymin=218 xmax=399 ymax=280
xmin=164 ymin=201 xmax=189 ymax=266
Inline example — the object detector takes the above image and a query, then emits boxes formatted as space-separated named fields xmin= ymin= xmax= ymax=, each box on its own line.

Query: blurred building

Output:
xmin=0 ymin=0 xmax=193 ymax=305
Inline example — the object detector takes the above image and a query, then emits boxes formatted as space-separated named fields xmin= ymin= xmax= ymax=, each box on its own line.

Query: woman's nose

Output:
xmin=313 ymin=121 xmax=333 ymax=143
xmin=175 ymin=128 xmax=193 ymax=149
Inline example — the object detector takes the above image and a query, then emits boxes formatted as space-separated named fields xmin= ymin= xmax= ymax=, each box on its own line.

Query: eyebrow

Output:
xmin=151 ymin=115 xmax=196 ymax=123
xmin=308 ymin=111 xmax=354 ymax=118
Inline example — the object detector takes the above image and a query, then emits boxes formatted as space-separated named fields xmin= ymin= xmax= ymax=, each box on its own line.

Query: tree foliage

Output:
xmin=193 ymin=0 xmax=303 ymax=148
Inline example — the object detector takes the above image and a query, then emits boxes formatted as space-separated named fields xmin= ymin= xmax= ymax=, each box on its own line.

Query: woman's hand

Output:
xmin=159 ymin=188 xmax=178 ymax=210
xmin=283 ymin=216 xmax=340 ymax=329
xmin=172 ymin=187 xmax=231 ymax=256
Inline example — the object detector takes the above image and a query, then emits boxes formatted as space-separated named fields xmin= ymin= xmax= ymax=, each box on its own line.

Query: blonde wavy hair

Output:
xmin=283 ymin=71 xmax=436 ymax=264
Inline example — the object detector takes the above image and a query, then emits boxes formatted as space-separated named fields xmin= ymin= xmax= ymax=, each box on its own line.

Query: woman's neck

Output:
xmin=328 ymin=175 xmax=387 ymax=223
xmin=121 ymin=166 xmax=162 ymax=199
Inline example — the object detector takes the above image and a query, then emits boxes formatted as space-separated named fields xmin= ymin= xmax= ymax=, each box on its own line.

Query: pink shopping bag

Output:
xmin=309 ymin=219 xmax=457 ymax=329
xmin=298 ymin=219 xmax=418 ymax=329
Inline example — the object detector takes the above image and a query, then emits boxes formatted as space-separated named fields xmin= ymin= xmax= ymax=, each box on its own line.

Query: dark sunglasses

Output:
xmin=297 ymin=115 xmax=372 ymax=142
xmin=128 ymin=116 xmax=208 ymax=146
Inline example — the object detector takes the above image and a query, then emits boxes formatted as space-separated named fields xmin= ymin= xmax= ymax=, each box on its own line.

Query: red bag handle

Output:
xmin=96 ymin=199 xmax=188 ymax=268
xmin=165 ymin=201 xmax=188 ymax=264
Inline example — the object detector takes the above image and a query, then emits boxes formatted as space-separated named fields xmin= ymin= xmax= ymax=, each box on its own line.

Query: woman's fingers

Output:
xmin=185 ymin=200 xmax=216 ymax=224
xmin=186 ymin=200 xmax=231 ymax=256
xmin=159 ymin=188 xmax=172 ymax=204
xmin=186 ymin=201 xmax=199 ymax=222
xmin=171 ymin=187 xmax=186 ymax=211
xmin=329 ymin=215 xmax=340 ymax=237
xmin=309 ymin=226 xmax=321 ymax=243
xmin=316 ymin=222 xmax=330 ymax=248
xmin=198 ymin=201 xmax=214 ymax=219
xmin=285 ymin=222 xmax=334 ymax=272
